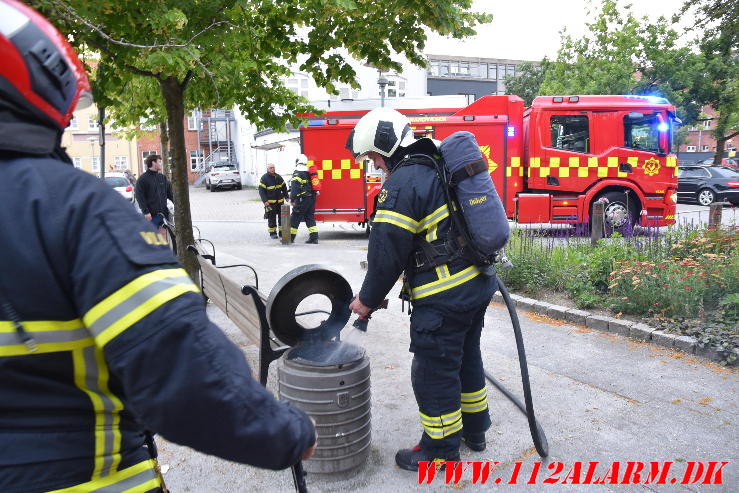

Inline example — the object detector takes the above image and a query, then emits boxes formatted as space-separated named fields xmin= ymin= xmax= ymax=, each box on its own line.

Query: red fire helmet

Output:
xmin=0 ymin=0 xmax=91 ymax=129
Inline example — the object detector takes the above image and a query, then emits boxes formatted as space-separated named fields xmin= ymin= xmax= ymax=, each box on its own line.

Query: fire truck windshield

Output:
xmin=624 ymin=112 xmax=662 ymax=153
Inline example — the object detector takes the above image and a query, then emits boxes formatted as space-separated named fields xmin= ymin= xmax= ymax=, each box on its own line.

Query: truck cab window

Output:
xmin=624 ymin=113 xmax=660 ymax=153
xmin=550 ymin=115 xmax=589 ymax=153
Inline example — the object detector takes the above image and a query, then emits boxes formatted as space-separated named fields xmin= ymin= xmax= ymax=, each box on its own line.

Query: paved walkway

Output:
xmin=154 ymin=187 xmax=738 ymax=492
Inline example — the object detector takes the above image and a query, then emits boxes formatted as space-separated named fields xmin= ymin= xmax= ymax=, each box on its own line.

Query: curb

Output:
xmin=491 ymin=292 xmax=737 ymax=367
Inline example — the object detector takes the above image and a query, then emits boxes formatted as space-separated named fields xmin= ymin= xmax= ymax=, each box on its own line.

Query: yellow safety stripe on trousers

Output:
xmin=83 ymin=269 xmax=199 ymax=348
xmin=267 ymin=227 xmax=277 ymax=232
xmin=419 ymin=409 xmax=463 ymax=439
xmin=266 ymin=198 xmax=285 ymax=204
xmin=373 ymin=210 xmax=420 ymax=234
xmin=72 ymin=346 xmax=124 ymax=479
xmin=411 ymin=265 xmax=480 ymax=300
xmin=290 ymin=227 xmax=298 ymax=234
xmin=308 ymin=226 xmax=319 ymax=233
xmin=461 ymin=387 xmax=488 ymax=413
xmin=0 ymin=319 xmax=93 ymax=356
xmin=46 ymin=459 xmax=160 ymax=493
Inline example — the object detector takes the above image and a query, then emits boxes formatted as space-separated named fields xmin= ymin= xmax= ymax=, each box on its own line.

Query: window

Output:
xmin=438 ymin=61 xmax=449 ymax=76
xmin=88 ymin=115 xmax=98 ymax=130
xmin=624 ymin=113 xmax=660 ymax=153
xmin=686 ymin=146 xmax=696 ymax=152
xmin=429 ymin=60 xmax=439 ymax=76
xmin=506 ymin=64 xmax=516 ymax=77
xmin=190 ymin=150 xmax=204 ymax=170
xmin=114 ymin=156 xmax=128 ymax=170
xmin=69 ymin=116 xmax=78 ymax=130
xmin=702 ymin=145 xmax=709 ymax=152
xmin=72 ymin=157 xmax=81 ymax=168
xmin=678 ymin=167 xmax=708 ymax=178
xmin=487 ymin=63 xmax=496 ymax=80
xmin=286 ymin=76 xmax=309 ymax=98
xmin=187 ymin=112 xmax=197 ymax=131
xmin=469 ymin=62 xmax=479 ymax=78
xmin=550 ymin=115 xmax=590 ymax=153
xmin=703 ymin=120 xmax=711 ymax=129
xmin=91 ymin=156 xmax=100 ymax=172
xmin=497 ymin=64 xmax=505 ymax=79
xmin=459 ymin=61 xmax=470 ymax=76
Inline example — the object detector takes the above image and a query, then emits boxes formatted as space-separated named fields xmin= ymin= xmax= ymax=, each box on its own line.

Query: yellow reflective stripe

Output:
xmin=435 ymin=264 xmax=450 ymax=280
xmin=72 ymin=347 xmax=124 ymax=479
xmin=420 ymin=409 xmax=463 ymax=439
xmin=290 ymin=227 xmax=298 ymax=234
xmin=308 ymin=226 xmax=319 ymax=233
xmin=373 ymin=210 xmax=420 ymax=233
xmin=0 ymin=319 xmax=93 ymax=356
xmin=258 ymin=182 xmax=266 ymax=188
xmin=461 ymin=401 xmax=489 ymax=413
xmin=46 ymin=459 xmax=159 ymax=493
xmin=418 ymin=204 xmax=449 ymax=233
xmin=411 ymin=265 xmax=480 ymax=300
xmin=84 ymin=269 xmax=199 ymax=348
xmin=267 ymin=198 xmax=284 ymax=203
xmin=461 ymin=387 xmax=487 ymax=401
xmin=426 ymin=224 xmax=438 ymax=242
xmin=292 ymin=176 xmax=308 ymax=184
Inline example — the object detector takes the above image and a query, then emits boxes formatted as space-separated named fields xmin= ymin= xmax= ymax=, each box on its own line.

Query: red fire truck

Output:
xmin=300 ymin=94 xmax=679 ymax=234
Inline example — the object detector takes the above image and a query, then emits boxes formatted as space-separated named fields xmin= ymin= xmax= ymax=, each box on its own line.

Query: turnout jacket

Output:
xmin=358 ymin=141 xmax=496 ymax=311
xmin=0 ymin=154 xmax=315 ymax=493
xmin=134 ymin=169 xmax=172 ymax=218
xmin=289 ymin=170 xmax=313 ymax=202
xmin=258 ymin=172 xmax=288 ymax=204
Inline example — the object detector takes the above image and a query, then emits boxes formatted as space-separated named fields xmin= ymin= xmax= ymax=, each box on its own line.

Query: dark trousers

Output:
xmin=266 ymin=203 xmax=282 ymax=234
xmin=409 ymin=302 xmax=491 ymax=457
xmin=290 ymin=196 xmax=318 ymax=238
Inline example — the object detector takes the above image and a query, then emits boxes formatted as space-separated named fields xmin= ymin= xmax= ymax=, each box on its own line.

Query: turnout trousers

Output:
xmin=409 ymin=301 xmax=492 ymax=457
xmin=266 ymin=204 xmax=282 ymax=235
xmin=290 ymin=196 xmax=318 ymax=240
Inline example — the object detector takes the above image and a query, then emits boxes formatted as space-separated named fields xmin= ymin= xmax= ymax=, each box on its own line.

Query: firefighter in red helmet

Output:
xmin=0 ymin=2 xmax=315 ymax=492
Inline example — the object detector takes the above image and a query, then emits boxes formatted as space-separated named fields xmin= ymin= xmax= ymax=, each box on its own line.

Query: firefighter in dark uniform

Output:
xmin=258 ymin=162 xmax=288 ymax=238
xmin=347 ymin=108 xmax=496 ymax=471
xmin=0 ymin=2 xmax=315 ymax=492
xmin=289 ymin=154 xmax=319 ymax=244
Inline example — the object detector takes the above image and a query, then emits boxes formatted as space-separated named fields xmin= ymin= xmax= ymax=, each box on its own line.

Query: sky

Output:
xmin=423 ymin=0 xmax=691 ymax=61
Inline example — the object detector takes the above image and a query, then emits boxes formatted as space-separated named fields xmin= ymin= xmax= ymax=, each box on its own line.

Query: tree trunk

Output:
xmin=712 ymin=113 xmax=729 ymax=165
xmin=159 ymin=77 xmax=198 ymax=281
xmin=160 ymin=120 xmax=171 ymax=180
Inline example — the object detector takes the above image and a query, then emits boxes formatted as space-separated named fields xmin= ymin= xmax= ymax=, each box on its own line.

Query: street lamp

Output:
xmin=88 ymin=136 xmax=97 ymax=175
xmin=377 ymin=74 xmax=389 ymax=107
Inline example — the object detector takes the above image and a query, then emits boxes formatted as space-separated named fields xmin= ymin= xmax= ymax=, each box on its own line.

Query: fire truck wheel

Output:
xmin=593 ymin=191 xmax=638 ymax=236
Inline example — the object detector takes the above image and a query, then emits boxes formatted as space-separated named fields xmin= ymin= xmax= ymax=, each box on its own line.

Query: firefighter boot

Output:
xmin=290 ymin=234 xmax=296 ymax=243
xmin=461 ymin=432 xmax=486 ymax=452
xmin=269 ymin=233 xmax=278 ymax=239
xmin=305 ymin=233 xmax=319 ymax=244
xmin=394 ymin=444 xmax=460 ymax=472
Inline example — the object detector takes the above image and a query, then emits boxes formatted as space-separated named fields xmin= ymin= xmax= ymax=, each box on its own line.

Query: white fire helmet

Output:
xmin=345 ymin=107 xmax=415 ymax=162
xmin=295 ymin=153 xmax=308 ymax=171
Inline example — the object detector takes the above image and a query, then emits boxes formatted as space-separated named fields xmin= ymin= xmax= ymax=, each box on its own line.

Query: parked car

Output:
xmin=677 ymin=165 xmax=739 ymax=206
xmin=103 ymin=172 xmax=135 ymax=203
xmin=700 ymin=157 xmax=738 ymax=168
xmin=205 ymin=165 xmax=242 ymax=191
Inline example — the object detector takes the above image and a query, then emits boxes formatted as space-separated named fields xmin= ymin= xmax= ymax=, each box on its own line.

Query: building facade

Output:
xmin=425 ymin=55 xmax=534 ymax=100
xmin=677 ymin=105 xmax=737 ymax=163
xmin=62 ymin=103 xmax=138 ymax=177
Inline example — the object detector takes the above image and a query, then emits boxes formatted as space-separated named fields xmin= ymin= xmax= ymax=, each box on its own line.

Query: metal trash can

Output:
xmin=278 ymin=341 xmax=371 ymax=474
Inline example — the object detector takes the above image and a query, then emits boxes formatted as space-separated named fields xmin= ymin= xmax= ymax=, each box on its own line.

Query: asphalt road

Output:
xmin=153 ymin=186 xmax=738 ymax=492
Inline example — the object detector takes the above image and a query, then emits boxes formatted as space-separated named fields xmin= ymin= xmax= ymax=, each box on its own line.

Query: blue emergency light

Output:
xmin=657 ymin=122 xmax=669 ymax=132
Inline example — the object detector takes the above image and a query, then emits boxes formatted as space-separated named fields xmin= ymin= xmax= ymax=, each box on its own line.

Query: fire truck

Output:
xmin=300 ymin=94 xmax=679 ymax=234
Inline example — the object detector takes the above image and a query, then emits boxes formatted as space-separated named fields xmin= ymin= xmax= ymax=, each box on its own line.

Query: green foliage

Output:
xmin=503 ymin=61 xmax=549 ymax=106
xmin=497 ymin=224 xmax=738 ymax=360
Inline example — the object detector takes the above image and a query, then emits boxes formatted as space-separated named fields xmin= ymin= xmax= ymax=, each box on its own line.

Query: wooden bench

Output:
xmin=187 ymin=242 xmax=290 ymax=385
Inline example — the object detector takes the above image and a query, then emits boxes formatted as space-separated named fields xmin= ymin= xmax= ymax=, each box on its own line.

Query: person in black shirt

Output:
xmin=135 ymin=154 xmax=173 ymax=233
xmin=258 ymin=163 xmax=289 ymax=239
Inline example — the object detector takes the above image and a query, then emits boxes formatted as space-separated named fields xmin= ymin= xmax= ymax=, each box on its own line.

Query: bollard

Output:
xmin=708 ymin=203 xmax=722 ymax=229
xmin=591 ymin=200 xmax=605 ymax=246
xmin=281 ymin=203 xmax=291 ymax=244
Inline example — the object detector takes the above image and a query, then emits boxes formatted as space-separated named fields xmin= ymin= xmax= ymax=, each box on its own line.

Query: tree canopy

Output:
xmin=32 ymin=0 xmax=491 ymax=277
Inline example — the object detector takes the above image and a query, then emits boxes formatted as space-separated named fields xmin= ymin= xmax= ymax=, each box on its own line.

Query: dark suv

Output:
xmin=677 ymin=166 xmax=739 ymax=206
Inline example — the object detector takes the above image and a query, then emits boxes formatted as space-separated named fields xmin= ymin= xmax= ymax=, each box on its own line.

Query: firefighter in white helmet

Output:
xmin=347 ymin=107 xmax=496 ymax=471
xmin=289 ymin=154 xmax=319 ymax=243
